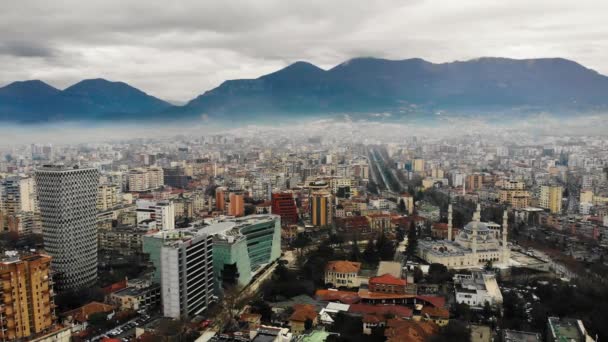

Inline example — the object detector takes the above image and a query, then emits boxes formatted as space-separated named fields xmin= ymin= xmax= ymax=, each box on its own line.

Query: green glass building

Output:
xmin=202 ymin=215 xmax=281 ymax=289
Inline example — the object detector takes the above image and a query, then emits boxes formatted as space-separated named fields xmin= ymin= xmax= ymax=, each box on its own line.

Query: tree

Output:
xmin=250 ymin=299 xmax=273 ymax=322
xmin=427 ymin=263 xmax=452 ymax=284
xmin=376 ymin=230 xmax=395 ymax=261
xmin=398 ymin=199 xmax=406 ymax=213
xmin=429 ymin=320 xmax=471 ymax=342
xmin=413 ymin=267 xmax=424 ymax=283
xmin=484 ymin=260 xmax=493 ymax=271
xmin=87 ymin=312 xmax=110 ymax=331
xmin=396 ymin=226 xmax=405 ymax=244
xmin=349 ymin=236 xmax=361 ymax=262
xmin=404 ymin=221 xmax=418 ymax=262
xmin=304 ymin=318 xmax=313 ymax=331
xmin=363 ymin=240 xmax=379 ymax=265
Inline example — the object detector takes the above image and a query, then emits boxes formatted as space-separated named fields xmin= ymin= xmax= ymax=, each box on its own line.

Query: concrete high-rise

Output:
xmin=143 ymin=229 xmax=215 ymax=319
xmin=311 ymin=192 xmax=332 ymax=227
xmin=215 ymin=187 xmax=226 ymax=211
xmin=540 ymin=185 xmax=563 ymax=214
xmin=228 ymin=192 xmax=245 ymax=217
xmin=0 ymin=253 xmax=56 ymax=340
xmin=35 ymin=165 xmax=99 ymax=291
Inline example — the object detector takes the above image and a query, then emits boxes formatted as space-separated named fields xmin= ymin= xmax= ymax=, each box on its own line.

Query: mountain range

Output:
xmin=2 ymin=57 xmax=608 ymax=123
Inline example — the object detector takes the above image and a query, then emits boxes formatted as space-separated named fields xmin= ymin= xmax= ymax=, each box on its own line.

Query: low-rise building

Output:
xmin=546 ymin=317 xmax=594 ymax=342
xmin=325 ymin=260 xmax=362 ymax=288
xmin=453 ymin=271 xmax=503 ymax=308
xmin=289 ymin=304 xmax=318 ymax=335
xmin=106 ymin=284 xmax=161 ymax=311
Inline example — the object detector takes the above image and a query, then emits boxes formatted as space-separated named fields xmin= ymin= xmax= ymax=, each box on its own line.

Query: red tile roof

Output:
xmin=289 ymin=304 xmax=318 ymax=322
xmin=102 ymin=278 xmax=128 ymax=295
xmin=384 ymin=319 xmax=439 ymax=342
xmin=421 ymin=306 xmax=450 ymax=319
xmin=417 ymin=295 xmax=446 ymax=308
xmin=315 ymin=289 xmax=361 ymax=304
xmin=369 ymin=273 xmax=407 ymax=286
xmin=349 ymin=304 xmax=413 ymax=318
xmin=62 ymin=302 xmax=115 ymax=323
xmin=325 ymin=260 xmax=361 ymax=274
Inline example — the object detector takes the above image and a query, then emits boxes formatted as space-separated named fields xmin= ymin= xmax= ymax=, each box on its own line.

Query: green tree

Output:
xmin=484 ymin=260 xmax=493 ymax=271
xmin=429 ymin=320 xmax=471 ymax=342
xmin=250 ymin=299 xmax=273 ymax=322
xmin=376 ymin=230 xmax=395 ymax=261
xmin=398 ymin=199 xmax=406 ymax=213
xmin=404 ymin=221 xmax=418 ymax=262
xmin=304 ymin=318 xmax=313 ymax=331
xmin=349 ymin=236 xmax=361 ymax=262
xmin=363 ymin=240 xmax=379 ymax=265
xmin=426 ymin=263 xmax=452 ymax=284
xmin=88 ymin=312 xmax=110 ymax=331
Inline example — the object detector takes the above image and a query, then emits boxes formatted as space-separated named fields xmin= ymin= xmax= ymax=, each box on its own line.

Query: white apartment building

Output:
xmin=161 ymin=232 xmax=215 ymax=319
xmin=454 ymin=271 xmax=503 ymax=307
xmin=136 ymin=199 xmax=175 ymax=230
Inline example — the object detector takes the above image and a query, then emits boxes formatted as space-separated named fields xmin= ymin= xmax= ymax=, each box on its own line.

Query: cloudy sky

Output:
xmin=2 ymin=0 xmax=607 ymax=102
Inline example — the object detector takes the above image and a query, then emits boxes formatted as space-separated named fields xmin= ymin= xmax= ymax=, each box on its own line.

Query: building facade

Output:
xmin=540 ymin=185 xmax=563 ymax=214
xmin=0 ymin=254 xmax=55 ymax=341
xmin=311 ymin=192 xmax=332 ymax=227
xmin=35 ymin=165 xmax=99 ymax=290
xmin=417 ymin=204 xmax=510 ymax=269
xmin=271 ymin=192 xmax=298 ymax=226
xmin=160 ymin=232 xmax=215 ymax=319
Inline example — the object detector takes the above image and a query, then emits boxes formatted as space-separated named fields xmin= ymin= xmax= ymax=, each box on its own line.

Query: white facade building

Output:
xmin=454 ymin=271 xmax=503 ymax=307
xmin=161 ymin=232 xmax=214 ymax=319
xmin=136 ymin=199 xmax=175 ymax=230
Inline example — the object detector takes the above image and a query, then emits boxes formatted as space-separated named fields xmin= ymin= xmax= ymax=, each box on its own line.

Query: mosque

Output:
xmin=417 ymin=203 xmax=510 ymax=269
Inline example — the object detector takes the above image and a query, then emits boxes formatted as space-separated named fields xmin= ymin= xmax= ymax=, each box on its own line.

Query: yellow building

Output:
xmin=431 ymin=168 xmax=444 ymax=179
xmin=0 ymin=254 xmax=55 ymax=341
xmin=97 ymin=184 xmax=121 ymax=211
xmin=412 ymin=159 xmax=425 ymax=173
xmin=580 ymin=190 xmax=593 ymax=204
xmin=540 ymin=185 xmax=563 ymax=214
xmin=499 ymin=189 xmax=530 ymax=209
xmin=311 ymin=192 xmax=332 ymax=227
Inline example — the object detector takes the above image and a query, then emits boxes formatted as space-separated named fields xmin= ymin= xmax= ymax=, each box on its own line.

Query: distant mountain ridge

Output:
xmin=178 ymin=57 xmax=608 ymax=119
xmin=0 ymin=78 xmax=171 ymax=122
xmin=2 ymin=57 xmax=608 ymax=123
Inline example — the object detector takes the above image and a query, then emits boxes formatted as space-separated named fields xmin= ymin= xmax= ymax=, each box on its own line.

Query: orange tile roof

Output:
xmin=363 ymin=314 xmax=382 ymax=324
xmin=62 ymin=302 xmax=115 ymax=323
xmin=349 ymin=304 xmax=413 ymax=318
xmin=325 ymin=260 xmax=361 ymax=273
xmin=102 ymin=278 xmax=128 ymax=294
xmin=358 ymin=289 xmax=415 ymax=300
xmin=421 ymin=306 xmax=450 ymax=319
xmin=369 ymin=273 xmax=407 ymax=286
xmin=289 ymin=304 xmax=318 ymax=322
xmin=384 ymin=318 xmax=439 ymax=342
xmin=416 ymin=295 xmax=446 ymax=308
xmin=315 ymin=289 xmax=361 ymax=304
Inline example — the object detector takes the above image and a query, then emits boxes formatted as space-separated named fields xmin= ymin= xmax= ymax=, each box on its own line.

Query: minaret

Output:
xmin=502 ymin=210 xmax=509 ymax=262
xmin=472 ymin=223 xmax=478 ymax=259
xmin=447 ymin=204 xmax=453 ymax=241
xmin=473 ymin=203 xmax=481 ymax=222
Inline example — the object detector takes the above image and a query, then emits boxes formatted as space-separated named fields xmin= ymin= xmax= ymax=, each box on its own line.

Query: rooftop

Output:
xmin=326 ymin=260 xmax=362 ymax=273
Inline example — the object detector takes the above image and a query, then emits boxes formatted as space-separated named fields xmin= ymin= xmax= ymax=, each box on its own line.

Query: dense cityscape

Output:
xmin=0 ymin=126 xmax=607 ymax=342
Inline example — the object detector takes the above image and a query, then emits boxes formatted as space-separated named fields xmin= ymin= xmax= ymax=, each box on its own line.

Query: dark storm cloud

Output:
xmin=1 ymin=0 xmax=608 ymax=101
xmin=0 ymin=41 xmax=56 ymax=58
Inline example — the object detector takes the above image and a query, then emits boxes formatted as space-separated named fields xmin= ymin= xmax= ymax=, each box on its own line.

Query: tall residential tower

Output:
xmin=35 ymin=165 xmax=99 ymax=291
